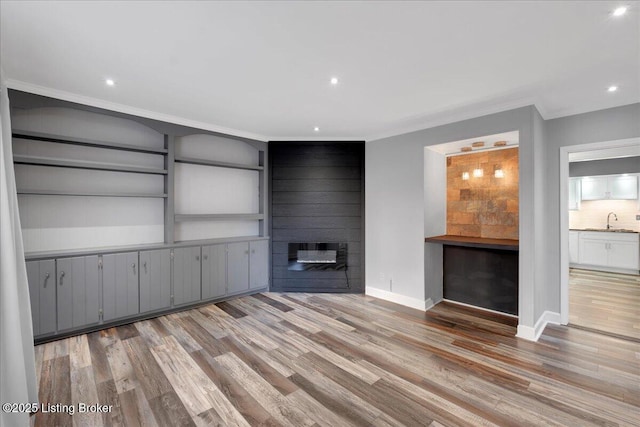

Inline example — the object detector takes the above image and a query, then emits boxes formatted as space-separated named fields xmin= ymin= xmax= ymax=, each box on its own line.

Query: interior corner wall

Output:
xmin=545 ymin=103 xmax=640 ymax=316
xmin=366 ymin=106 xmax=538 ymax=325
xmin=532 ymin=108 xmax=550 ymax=321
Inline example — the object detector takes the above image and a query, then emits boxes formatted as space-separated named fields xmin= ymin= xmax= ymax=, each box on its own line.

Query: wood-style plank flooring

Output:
xmin=33 ymin=293 xmax=640 ymax=426
xmin=569 ymin=268 xmax=640 ymax=340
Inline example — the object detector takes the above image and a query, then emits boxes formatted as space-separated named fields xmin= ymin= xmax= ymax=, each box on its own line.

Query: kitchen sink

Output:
xmin=582 ymin=228 xmax=638 ymax=233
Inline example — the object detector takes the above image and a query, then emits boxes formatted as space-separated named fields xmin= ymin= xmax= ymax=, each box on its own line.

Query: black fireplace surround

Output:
xmin=288 ymin=243 xmax=347 ymax=271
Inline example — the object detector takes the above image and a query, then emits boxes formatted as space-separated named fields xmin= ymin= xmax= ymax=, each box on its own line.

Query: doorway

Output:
xmin=560 ymin=138 xmax=640 ymax=340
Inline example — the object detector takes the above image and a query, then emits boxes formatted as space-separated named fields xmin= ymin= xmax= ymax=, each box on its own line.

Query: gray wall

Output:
xmin=269 ymin=142 xmax=364 ymax=293
xmin=366 ymin=106 xmax=546 ymax=329
xmin=544 ymin=103 xmax=640 ymax=312
xmin=569 ymin=156 xmax=640 ymax=177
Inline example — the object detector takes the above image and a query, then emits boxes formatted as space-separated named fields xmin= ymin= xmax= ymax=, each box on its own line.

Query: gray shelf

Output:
xmin=174 ymin=213 xmax=265 ymax=222
xmin=175 ymin=156 xmax=263 ymax=171
xmin=24 ymin=235 xmax=270 ymax=260
xmin=13 ymin=155 xmax=168 ymax=175
xmin=13 ymin=129 xmax=168 ymax=154
xmin=17 ymin=190 xmax=168 ymax=198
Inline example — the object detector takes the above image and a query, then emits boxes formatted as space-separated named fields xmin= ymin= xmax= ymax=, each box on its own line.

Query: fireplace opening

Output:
xmin=288 ymin=242 xmax=347 ymax=271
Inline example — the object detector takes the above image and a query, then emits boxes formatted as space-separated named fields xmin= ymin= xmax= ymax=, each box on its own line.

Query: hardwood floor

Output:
xmin=569 ymin=268 xmax=640 ymax=340
xmin=33 ymin=293 xmax=640 ymax=426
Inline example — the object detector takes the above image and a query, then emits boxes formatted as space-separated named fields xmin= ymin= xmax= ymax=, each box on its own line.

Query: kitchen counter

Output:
xmin=425 ymin=235 xmax=519 ymax=251
xmin=570 ymin=228 xmax=638 ymax=233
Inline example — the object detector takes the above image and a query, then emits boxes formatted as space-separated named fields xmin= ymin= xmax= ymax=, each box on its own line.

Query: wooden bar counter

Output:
xmin=426 ymin=235 xmax=519 ymax=315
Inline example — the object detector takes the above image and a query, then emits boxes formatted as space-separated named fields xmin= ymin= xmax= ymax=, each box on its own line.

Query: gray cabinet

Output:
xmin=250 ymin=240 xmax=269 ymax=289
xmin=26 ymin=260 xmax=56 ymax=337
xmin=139 ymin=249 xmax=171 ymax=313
xmin=227 ymin=242 xmax=249 ymax=294
xmin=102 ymin=252 xmax=139 ymax=322
xmin=172 ymin=247 xmax=201 ymax=306
xmin=56 ymin=256 xmax=100 ymax=331
xmin=202 ymin=244 xmax=226 ymax=300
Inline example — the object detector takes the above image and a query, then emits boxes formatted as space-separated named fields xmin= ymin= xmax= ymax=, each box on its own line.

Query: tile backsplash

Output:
xmin=569 ymin=199 xmax=640 ymax=231
xmin=446 ymin=147 xmax=519 ymax=239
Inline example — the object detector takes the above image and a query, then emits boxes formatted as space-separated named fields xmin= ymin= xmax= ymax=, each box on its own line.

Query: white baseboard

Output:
xmin=365 ymin=287 xmax=433 ymax=311
xmin=516 ymin=310 xmax=561 ymax=341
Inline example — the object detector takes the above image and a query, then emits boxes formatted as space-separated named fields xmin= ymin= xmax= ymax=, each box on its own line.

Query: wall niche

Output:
xmin=446 ymin=147 xmax=519 ymax=240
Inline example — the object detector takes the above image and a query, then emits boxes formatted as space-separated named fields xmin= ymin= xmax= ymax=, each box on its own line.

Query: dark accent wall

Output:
xmin=570 ymin=156 xmax=640 ymax=177
xmin=269 ymin=142 xmax=365 ymax=293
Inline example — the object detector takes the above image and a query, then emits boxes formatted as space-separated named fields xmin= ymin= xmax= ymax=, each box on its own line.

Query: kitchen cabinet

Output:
xmin=581 ymin=175 xmax=638 ymax=200
xmin=139 ymin=249 xmax=171 ymax=313
xmin=172 ymin=246 xmax=201 ymax=306
xmin=249 ymin=240 xmax=269 ymax=289
xmin=568 ymin=178 xmax=581 ymax=210
xmin=569 ymin=231 xmax=580 ymax=264
xmin=56 ymin=256 xmax=100 ymax=331
xmin=609 ymin=175 xmax=638 ymax=199
xmin=102 ymin=252 xmax=139 ymax=322
xmin=227 ymin=242 xmax=250 ymax=294
xmin=26 ymin=260 xmax=56 ymax=337
xmin=578 ymin=232 xmax=639 ymax=272
xmin=202 ymin=244 xmax=226 ymax=299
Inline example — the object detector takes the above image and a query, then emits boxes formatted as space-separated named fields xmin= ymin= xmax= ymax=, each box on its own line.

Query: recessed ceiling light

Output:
xmin=608 ymin=85 xmax=618 ymax=92
xmin=330 ymin=77 xmax=338 ymax=85
xmin=105 ymin=79 xmax=115 ymax=86
xmin=612 ymin=6 xmax=628 ymax=16
xmin=314 ymin=127 xmax=320 ymax=132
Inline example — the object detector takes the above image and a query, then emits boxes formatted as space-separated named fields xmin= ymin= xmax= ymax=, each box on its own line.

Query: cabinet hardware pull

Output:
xmin=44 ymin=272 xmax=50 ymax=287
xmin=244 ymin=250 xmax=249 ymax=255
xmin=143 ymin=261 xmax=147 ymax=274
xmin=251 ymin=249 xmax=255 ymax=254
xmin=59 ymin=271 xmax=65 ymax=286
xmin=132 ymin=263 xmax=136 ymax=274
xmin=196 ymin=256 xmax=200 ymax=261
xmin=203 ymin=255 xmax=208 ymax=260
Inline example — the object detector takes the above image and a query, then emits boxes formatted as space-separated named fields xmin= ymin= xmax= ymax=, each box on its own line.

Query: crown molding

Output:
xmin=365 ymin=95 xmax=543 ymax=142
xmin=5 ymin=79 xmax=268 ymax=142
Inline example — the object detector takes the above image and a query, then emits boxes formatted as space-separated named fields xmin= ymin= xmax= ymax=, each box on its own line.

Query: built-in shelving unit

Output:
xmin=13 ymin=155 xmax=168 ymax=175
xmin=11 ymin=89 xmax=270 ymax=343
xmin=16 ymin=190 xmax=168 ymax=198
xmin=175 ymin=155 xmax=264 ymax=171
xmin=175 ymin=213 xmax=265 ymax=222
xmin=13 ymin=129 xmax=169 ymax=154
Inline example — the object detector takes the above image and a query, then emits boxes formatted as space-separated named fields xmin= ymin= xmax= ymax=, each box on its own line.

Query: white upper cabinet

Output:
xmin=609 ymin=175 xmax=638 ymax=199
xmin=581 ymin=175 xmax=638 ymax=200
xmin=568 ymin=178 xmax=581 ymax=210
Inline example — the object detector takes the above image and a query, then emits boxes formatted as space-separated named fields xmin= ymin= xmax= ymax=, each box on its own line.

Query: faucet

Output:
xmin=606 ymin=212 xmax=618 ymax=230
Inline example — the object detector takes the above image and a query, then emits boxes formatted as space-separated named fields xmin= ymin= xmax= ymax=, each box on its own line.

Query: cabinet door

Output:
xmin=249 ymin=240 xmax=269 ymax=290
xmin=609 ymin=175 xmax=638 ymax=200
xmin=139 ymin=249 xmax=171 ymax=313
xmin=56 ymin=256 xmax=100 ymax=331
xmin=568 ymin=232 xmax=580 ymax=264
xmin=26 ymin=260 xmax=56 ymax=337
xmin=227 ymin=242 xmax=249 ymax=294
xmin=102 ymin=252 xmax=139 ymax=322
xmin=568 ymin=178 xmax=581 ymax=210
xmin=608 ymin=241 xmax=640 ymax=270
xmin=202 ymin=244 xmax=226 ymax=299
xmin=581 ymin=177 xmax=608 ymax=200
xmin=578 ymin=239 xmax=608 ymax=266
xmin=173 ymin=247 xmax=201 ymax=306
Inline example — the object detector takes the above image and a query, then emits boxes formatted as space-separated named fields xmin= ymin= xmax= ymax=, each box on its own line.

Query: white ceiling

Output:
xmin=1 ymin=1 xmax=638 ymax=142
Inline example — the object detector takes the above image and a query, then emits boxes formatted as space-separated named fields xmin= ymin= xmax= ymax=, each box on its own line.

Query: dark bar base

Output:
xmin=443 ymin=245 xmax=518 ymax=315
